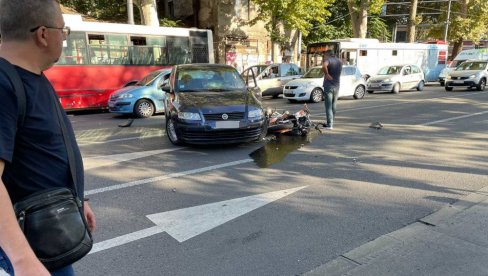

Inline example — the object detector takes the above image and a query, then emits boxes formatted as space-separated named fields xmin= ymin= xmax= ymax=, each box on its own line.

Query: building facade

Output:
xmin=160 ymin=0 xmax=301 ymax=71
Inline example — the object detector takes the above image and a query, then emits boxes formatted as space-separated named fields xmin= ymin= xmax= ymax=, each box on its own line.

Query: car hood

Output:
xmin=111 ymin=85 xmax=146 ymax=96
xmin=449 ymin=70 xmax=482 ymax=77
xmin=369 ymin=75 xmax=399 ymax=82
xmin=439 ymin=67 xmax=454 ymax=77
xmin=176 ymin=91 xmax=259 ymax=113
xmin=286 ymin=78 xmax=322 ymax=86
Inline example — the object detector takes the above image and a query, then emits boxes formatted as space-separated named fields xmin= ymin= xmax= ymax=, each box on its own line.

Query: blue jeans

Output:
xmin=0 ymin=247 xmax=74 ymax=276
xmin=323 ymin=86 xmax=339 ymax=126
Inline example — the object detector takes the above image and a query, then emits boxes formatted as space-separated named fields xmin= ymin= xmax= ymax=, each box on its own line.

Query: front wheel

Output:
xmin=134 ymin=99 xmax=154 ymax=118
xmin=165 ymin=118 xmax=184 ymax=146
xmin=309 ymin=88 xmax=323 ymax=103
xmin=392 ymin=83 xmax=400 ymax=94
xmin=417 ymin=80 xmax=425 ymax=91
xmin=353 ymin=85 xmax=366 ymax=99
xmin=476 ymin=78 xmax=486 ymax=91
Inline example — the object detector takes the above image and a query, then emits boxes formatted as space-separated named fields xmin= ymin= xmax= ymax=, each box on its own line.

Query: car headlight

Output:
xmin=248 ymin=109 xmax=263 ymax=119
xmin=469 ymin=74 xmax=476 ymax=79
xmin=383 ymin=78 xmax=391 ymax=83
xmin=446 ymin=76 xmax=451 ymax=80
xmin=119 ymin=93 xmax=134 ymax=99
xmin=178 ymin=112 xmax=201 ymax=120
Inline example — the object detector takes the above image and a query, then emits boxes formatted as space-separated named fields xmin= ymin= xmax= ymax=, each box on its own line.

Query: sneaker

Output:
xmin=325 ymin=125 xmax=333 ymax=130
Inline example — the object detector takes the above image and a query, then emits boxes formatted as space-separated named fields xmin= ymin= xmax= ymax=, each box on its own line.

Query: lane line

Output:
xmin=83 ymin=148 xmax=183 ymax=170
xmin=78 ymin=133 xmax=163 ymax=146
xmin=85 ymin=159 xmax=253 ymax=196
xmin=311 ymin=91 xmax=488 ymax=116
xmin=421 ymin=110 xmax=488 ymax=126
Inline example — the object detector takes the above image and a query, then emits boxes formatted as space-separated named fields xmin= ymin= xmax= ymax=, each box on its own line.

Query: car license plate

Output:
xmin=369 ymin=84 xmax=379 ymax=88
xmin=454 ymin=80 xmax=464 ymax=84
xmin=215 ymin=121 xmax=239 ymax=129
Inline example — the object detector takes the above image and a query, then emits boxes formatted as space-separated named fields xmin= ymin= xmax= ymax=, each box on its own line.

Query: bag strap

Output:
xmin=49 ymin=87 xmax=80 ymax=198
xmin=0 ymin=58 xmax=26 ymax=128
xmin=0 ymin=57 xmax=79 ymax=198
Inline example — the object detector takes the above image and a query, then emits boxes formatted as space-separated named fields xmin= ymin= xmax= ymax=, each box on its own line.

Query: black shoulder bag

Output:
xmin=0 ymin=58 xmax=93 ymax=271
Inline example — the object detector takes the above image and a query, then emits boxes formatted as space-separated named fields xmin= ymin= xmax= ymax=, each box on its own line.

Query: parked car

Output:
xmin=162 ymin=64 xmax=267 ymax=145
xmin=445 ymin=60 xmax=488 ymax=91
xmin=282 ymin=65 xmax=367 ymax=103
xmin=366 ymin=64 xmax=425 ymax=94
xmin=439 ymin=49 xmax=488 ymax=86
xmin=241 ymin=63 xmax=302 ymax=98
xmin=108 ymin=69 xmax=171 ymax=118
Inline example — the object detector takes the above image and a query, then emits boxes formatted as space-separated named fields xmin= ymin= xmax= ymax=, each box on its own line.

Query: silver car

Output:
xmin=241 ymin=63 xmax=302 ymax=98
xmin=445 ymin=60 xmax=488 ymax=91
xmin=367 ymin=64 xmax=425 ymax=94
xmin=283 ymin=66 xmax=367 ymax=103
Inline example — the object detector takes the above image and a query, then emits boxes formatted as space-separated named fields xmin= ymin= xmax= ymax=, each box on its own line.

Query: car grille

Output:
xmin=181 ymin=128 xmax=262 ymax=144
xmin=284 ymin=93 xmax=295 ymax=97
xmin=369 ymin=79 xmax=383 ymax=83
xmin=203 ymin=112 xmax=245 ymax=121
xmin=450 ymin=76 xmax=469 ymax=80
xmin=284 ymin=86 xmax=298 ymax=89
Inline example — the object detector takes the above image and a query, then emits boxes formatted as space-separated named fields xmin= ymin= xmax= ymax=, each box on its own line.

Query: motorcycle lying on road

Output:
xmin=266 ymin=104 xmax=320 ymax=136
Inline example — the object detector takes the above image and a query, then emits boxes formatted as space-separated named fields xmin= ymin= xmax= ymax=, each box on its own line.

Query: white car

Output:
xmin=367 ymin=64 xmax=425 ymax=94
xmin=282 ymin=65 xmax=367 ymax=103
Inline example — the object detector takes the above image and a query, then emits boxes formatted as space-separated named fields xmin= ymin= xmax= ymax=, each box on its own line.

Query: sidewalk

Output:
xmin=304 ymin=186 xmax=488 ymax=276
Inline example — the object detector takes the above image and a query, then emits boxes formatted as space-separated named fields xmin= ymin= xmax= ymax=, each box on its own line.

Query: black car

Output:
xmin=162 ymin=64 xmax=267 ymax=145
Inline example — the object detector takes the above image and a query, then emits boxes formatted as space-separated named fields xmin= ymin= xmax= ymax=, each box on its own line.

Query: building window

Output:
xmin=360 ymin=50 xmax=367 ymax=56
xmin=392 ymin=50 xmax=398 ymax=56
xmin=235 ymin=0 xmax=250 ymax=20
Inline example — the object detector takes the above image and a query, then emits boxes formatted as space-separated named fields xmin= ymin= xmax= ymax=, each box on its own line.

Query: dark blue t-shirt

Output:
xmin=0 ymin=66 xmax=84 ymax=203
xmin=323 ymin=57 xmax=343 ymax=88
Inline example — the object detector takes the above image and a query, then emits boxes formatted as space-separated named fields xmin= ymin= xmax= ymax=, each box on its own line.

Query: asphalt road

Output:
xmin=70 ymin=84 xmax=488 ymax=276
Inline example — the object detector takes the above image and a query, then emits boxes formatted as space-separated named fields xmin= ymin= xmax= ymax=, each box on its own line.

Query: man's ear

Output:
xmin=33 ymin=27 xmax=49 ymax=47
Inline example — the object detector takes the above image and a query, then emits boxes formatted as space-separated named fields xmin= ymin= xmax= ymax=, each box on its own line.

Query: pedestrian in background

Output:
xmin=0 ymin=1 xmax=96 ymax=275
xmin=322 ymin=50 xmax=343 ymax=130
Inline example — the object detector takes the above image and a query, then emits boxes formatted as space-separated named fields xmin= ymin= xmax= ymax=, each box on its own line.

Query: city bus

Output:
xmin=45 ymin=14 xmax=214 ymax=110
xmin=306 ymin=38 xmax=447 ymax=82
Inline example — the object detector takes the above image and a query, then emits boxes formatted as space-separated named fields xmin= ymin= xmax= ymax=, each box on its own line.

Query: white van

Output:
xmin=438 ymin=48 xmax=488 ymax=86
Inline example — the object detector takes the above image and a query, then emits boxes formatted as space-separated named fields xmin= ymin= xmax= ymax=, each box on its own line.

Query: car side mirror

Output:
xmin=161 ymin=85 xmax=171 ymax=93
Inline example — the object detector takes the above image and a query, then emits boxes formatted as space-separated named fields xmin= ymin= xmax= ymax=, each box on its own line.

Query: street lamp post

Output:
xmin=127 ymin=0 xmax=135 ymax=25
xmin=444 ymin=0 xmax=452 ymax=42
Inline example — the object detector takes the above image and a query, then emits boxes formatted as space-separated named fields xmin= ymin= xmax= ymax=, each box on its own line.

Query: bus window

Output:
xmin=146 ymin=36 xmax=167 ymax=65
xmin=107 ymin=34 xmax=129 ymax=65
xmin=59 ymin=32 xmax=88 ymax=65
xmin=167 ymin=37 xmax=191 ymax=65
xmin=88 ymin=34 xmax=109 ymax=65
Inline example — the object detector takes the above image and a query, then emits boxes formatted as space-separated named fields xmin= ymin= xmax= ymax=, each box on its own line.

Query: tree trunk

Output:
xmin=347 ymin=0 xmax=368 ymax=38
xmin=451 ymin=38 xmax=463 ymax=60
xmin=407 ymin=0 xmax=418 ymax=42
xmin=139 ymin=0 xmax=159 ymax=26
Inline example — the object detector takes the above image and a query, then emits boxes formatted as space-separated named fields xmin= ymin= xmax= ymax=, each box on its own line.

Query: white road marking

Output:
xmin=311 ymin=91 xmax=488 ymax=117
xmin=84 ymin=159 xmax=254 ymax=195
xmin=89 ymin=186 xmax=307 ymax=253
xmin=78 ymin=133 xmax=163 ymax=146
xmin=83 ymin=148 xmax=183 ymax=170
xmin=421 ymin=110 xmax=488 ymax=126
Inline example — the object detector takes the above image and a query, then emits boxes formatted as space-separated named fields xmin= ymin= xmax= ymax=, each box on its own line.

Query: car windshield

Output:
xmin=303 ymin=68 xmax=324 ymax=78
xmin=377 ymin=66 xmax=403 ymax=75
xmin=136 ymin=71 xmax=164 ymax=86
xmin=456 ymin=61 xmax=487 ymax=71
xmin=177 ymin=67 xmax=246 ymax=92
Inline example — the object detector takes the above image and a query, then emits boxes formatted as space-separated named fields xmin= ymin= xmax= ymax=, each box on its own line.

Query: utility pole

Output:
xmin=444 ymin=0 xmax=452 ymax=42
xmin=127 ymin=0 xmax=135 ymax=25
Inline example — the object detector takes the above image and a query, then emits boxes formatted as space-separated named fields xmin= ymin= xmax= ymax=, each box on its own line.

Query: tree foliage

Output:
xmin=249 ymin=0 xmax=334 ymax=44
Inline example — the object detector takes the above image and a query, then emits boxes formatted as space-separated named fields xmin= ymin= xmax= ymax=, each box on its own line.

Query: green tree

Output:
xmin=249 ymin=0 xmax=334 ymax=60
